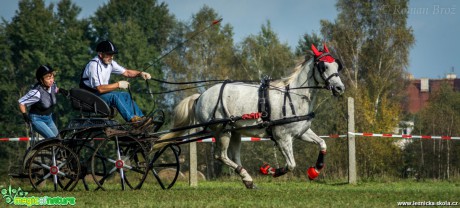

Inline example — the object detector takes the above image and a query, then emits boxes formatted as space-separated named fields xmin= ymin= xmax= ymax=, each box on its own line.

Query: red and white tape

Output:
xmin=0 ymin=137 xmax=31 ymax=142
xmin=0 ymin=135 xmax=346 ymax=142
xmin=349 ymin=132 xmax=460 ymax=140
xmin=1 ymin=133 xmax=459 ymax=142
xmin=196 ymin=135 xmax=347 ymax=142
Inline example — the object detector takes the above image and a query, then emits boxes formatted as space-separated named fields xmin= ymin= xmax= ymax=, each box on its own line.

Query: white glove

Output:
xmin=140 ymin=72 xmax=151 ymax=80
xmin=118 ymin=80 xmax=130 ymax=89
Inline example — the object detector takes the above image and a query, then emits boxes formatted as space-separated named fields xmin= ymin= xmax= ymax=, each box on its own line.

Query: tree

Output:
xmin=89 ymin=0 xmax=176 ymax=114
xmin=181 ymin=6 xmax=235 ymax=82
xmin=295 ymin=31 xmax=322 ymax=58
xmin=164 ymin=5 xmax=235 ymax=98
xmin=410 ymin=82 xmax=460 ymax=179
xmin=0 ymin=0 xmax=88 ymax=180
xmin=317 ymin=0 xmax=415 ymax=178
xmin=52 ymin=0 xmax=91 ymax=126
xmin=165 ymin=6 xmax=236 ymax=178
xmin=0 ymin=21 xmax=17 ymax=135
xmin=1 ymin=0 xmax=90 ymax=130
xmin=321 ymin=0 xmax=414 ymax=132
xmin=91 ymin=0 xmax=173 ymax=51
xmin=1 ymin=0 xmax=58 ymax=136
xmin=237 ymin=20 xmax=295 ymax=81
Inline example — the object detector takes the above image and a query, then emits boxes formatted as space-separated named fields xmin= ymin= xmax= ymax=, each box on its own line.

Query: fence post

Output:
xmin=189 ymin=141 xmax=198 ymax=187
xmin=348 ymin=97 xmax=357 ymax=184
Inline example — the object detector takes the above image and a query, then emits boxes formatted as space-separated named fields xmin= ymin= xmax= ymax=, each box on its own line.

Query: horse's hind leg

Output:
xmin=300 ymin=129 xmax=327 ymax=180
xmin=228 ymin=132 xmax=241 ymax=166
xmin=214 ymin=132 xmax=255 ymax=189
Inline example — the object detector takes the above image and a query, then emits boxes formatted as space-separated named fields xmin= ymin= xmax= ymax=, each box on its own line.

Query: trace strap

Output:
xmin=258 ymin=76 xmax=271 ymax=122
xmin=282 ymin=85 xmax=296 ymax=118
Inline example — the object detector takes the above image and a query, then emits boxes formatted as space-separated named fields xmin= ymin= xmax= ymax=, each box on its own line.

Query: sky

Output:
xmin=1 ymin=0 xmax=459 ymax=79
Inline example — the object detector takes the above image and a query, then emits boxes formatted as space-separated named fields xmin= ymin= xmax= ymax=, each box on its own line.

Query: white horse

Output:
xmin=157 ymin=44 xmax=344 ymax=188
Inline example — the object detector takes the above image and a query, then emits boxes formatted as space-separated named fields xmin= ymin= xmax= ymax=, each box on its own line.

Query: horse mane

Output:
xmin=271 ymin=58 xmax=312 ymax=88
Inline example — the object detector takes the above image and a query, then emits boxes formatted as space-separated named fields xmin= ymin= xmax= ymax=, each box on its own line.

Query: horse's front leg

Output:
xmin=299 ymin=128 xmax=327 ymax=180
xmin=260 ymin=136 xmax=295 ymax=178
xmin=214 ymin=132 xmax=256 ymax=189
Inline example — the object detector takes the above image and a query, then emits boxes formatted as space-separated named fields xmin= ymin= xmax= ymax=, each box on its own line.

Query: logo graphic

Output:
xmin=1 ymin=185 xmax=28 ymax=205
xmin=1 ymin=185 xmax=76 ymax=206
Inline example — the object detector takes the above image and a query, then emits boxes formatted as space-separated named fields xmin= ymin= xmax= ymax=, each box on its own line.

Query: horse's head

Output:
xmin=311 ymin=43 xmax=345 ymax=96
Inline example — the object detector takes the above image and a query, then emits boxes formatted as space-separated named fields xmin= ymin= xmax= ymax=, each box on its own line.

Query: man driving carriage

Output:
xmin=79 ymin=40 xmax=152 ymax=125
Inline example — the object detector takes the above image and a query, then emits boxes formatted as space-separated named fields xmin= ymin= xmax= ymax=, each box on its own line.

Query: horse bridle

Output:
xmin=312 ymin=53 xmax=342 ymax=90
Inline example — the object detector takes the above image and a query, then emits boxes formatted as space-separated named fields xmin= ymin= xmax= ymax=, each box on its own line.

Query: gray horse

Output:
xmin=157 ymin=44 xmax=345 ymax=188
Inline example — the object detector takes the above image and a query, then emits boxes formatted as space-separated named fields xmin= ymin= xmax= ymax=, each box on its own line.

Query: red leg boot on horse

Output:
xmin=307 ymin=150 xmax=326 ymax=180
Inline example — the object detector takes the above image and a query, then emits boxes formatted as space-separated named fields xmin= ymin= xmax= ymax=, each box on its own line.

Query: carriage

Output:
xmin=9 ymin=43 xmax=344 ymax=191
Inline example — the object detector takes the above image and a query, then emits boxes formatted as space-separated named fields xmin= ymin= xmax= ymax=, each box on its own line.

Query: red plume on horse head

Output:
xmin=311 ymin=44 xmax=321 ymax=57
xmin=311 ymin=43 xmax=330 ymax=56
xmin=323 ymin=43 xmax=330 ymax=53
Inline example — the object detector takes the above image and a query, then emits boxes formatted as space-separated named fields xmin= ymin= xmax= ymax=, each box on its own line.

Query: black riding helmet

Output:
xmin=96 ymin=40 xmax=118 ymax=54
xmin=35 ymin=65 xmax=54 ymax=82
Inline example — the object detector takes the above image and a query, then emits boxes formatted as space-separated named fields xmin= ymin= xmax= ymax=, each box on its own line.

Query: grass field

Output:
xmin=2 ymin=177 xmax=460 ymax=207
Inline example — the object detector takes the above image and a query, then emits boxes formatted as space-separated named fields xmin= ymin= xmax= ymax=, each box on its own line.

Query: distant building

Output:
xmin=394 ymin=72 xmax=460 ymax=142
xmin=404 ymin=73 xmax=460 ymax=114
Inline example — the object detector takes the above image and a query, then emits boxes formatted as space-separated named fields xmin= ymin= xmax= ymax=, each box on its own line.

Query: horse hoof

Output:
xmin=307 ymin=167 xmax=320 ymax=180
xmin=260 ymin=163 xmax=275 ymax=175
xmin=243 ymin=180 xmax=257 ymax=189
xmin=273 ymin=167 xmax=288 ymax=178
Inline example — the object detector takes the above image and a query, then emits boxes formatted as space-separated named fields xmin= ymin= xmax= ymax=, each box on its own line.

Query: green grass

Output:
xmin=2 ymin=178 xmax=460 ymax=207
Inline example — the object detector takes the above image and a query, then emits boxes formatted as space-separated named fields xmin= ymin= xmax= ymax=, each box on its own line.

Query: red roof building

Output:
xmin=404 ymin=73 xmax=460 ymax=114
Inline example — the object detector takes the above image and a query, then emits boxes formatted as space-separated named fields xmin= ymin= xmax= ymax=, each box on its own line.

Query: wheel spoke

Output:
xmin=91 ymin=136 xmax=149 ymax=190
xmin=28 ymin=143 xmax=80 ymax=192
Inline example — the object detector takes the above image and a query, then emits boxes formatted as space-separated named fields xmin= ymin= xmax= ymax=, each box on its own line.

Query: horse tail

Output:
xmin=152 ymin=94 xmax=200 ymax=151
xmin=172 ymin=93 xmax=200 ymax=128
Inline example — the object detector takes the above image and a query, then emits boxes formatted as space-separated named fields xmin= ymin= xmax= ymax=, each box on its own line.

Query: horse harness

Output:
xmin=258 ymin=76 xmax=271 ymax=122
xmin=209 ymin=77 xmax=304 ymax=139
xmin=206 ymin=53 xmax=344 ymax=139
xmin=258 ymin=76 xmax=297 ymax=120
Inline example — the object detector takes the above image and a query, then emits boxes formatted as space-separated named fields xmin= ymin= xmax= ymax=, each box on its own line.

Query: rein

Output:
xmin=150 ymin=77 xmax=227 ymax=85
xmin=143 ymin=55 xmax=340 ymax=95
xmin=144 ymin=78 xmax=259 ymax=95
xmin=144 ymin=76 xmax=328 ymax=95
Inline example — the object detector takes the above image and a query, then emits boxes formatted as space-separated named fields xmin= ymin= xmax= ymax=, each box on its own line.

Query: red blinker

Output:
xmin=311 ymin=43 xmax=335 ymax=63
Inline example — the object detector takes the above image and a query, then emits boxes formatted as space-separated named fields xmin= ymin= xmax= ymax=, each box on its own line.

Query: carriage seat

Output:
xmin=69 ymin=88 xmax=116 ymax=118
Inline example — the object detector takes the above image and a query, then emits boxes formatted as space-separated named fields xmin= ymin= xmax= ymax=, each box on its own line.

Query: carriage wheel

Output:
xmin=91 ymin=136 xmax=149 ymax=191
xmin=64 ymin=131 xmax=109 ymax=191
xmin=147 ymin=144 xmax=181 ymax=189
xmin=27 ymin=143 xmax=80 ymax=192
xmin=76 ymin=143 xmax=107 ymax=190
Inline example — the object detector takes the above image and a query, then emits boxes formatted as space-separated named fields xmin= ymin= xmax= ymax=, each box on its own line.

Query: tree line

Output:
xmin=0 ymin=0 xmax=458 ymax=182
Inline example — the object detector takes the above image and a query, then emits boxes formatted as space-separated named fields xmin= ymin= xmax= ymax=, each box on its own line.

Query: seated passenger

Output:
xmin=18 ymin=65 xmax=68 ymax=139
